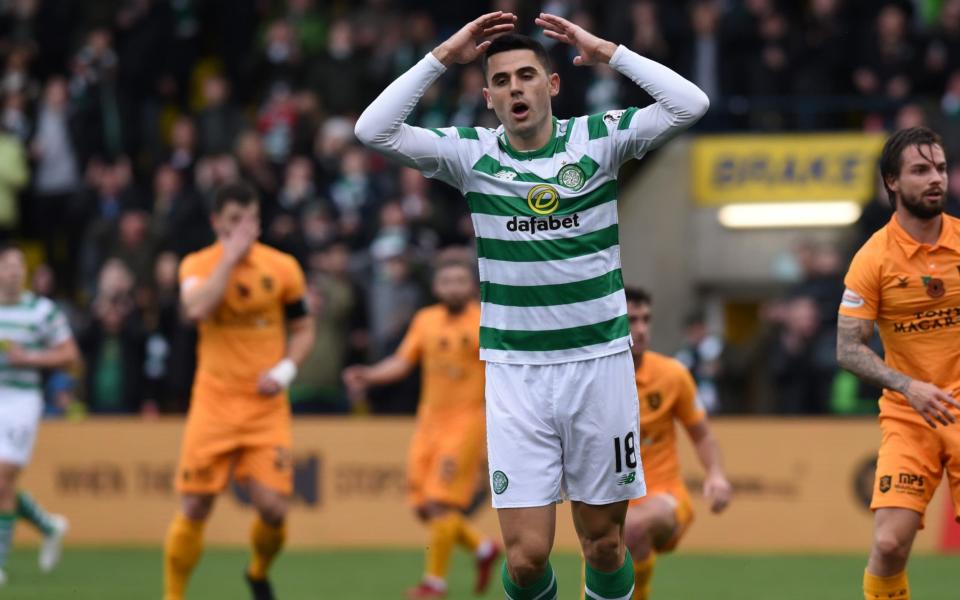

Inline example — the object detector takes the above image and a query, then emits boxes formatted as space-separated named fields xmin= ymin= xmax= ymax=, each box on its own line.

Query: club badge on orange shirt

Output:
xmin=922 ymin=276 xmax=945 ymax=298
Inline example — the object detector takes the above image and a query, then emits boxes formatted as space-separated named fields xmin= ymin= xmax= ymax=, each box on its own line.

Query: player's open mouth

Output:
xmin=924 ymin=190 xmax=944 ymax=200
xmin=511 ymin=101 xmax=529 ymax=120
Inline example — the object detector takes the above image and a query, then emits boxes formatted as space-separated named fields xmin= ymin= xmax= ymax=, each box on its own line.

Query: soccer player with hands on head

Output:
xmin=357 ymin=10 xmax=708 ymax=600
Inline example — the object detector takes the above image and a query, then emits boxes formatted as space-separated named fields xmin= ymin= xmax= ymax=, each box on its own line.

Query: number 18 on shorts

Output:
xmin=485 ymin=350 xmax=646 ymax=508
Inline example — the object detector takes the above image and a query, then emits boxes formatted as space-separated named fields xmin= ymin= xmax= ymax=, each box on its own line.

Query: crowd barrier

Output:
xmin=15 ymin=417 xmax=958 ymax=553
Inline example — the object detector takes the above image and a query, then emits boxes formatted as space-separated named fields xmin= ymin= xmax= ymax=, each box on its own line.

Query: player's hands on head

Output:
xmin=903 ymin=380 xmax=960 ymax=429
xmin=257 ymin=372 xmax=283 ymax=397
xmin=703 ymin=471 xmax=732 ymax=514
xmin=432 ymin=11 xmax=516 ymax=67
xmin=535 ymin=13 xmax=617 ymax=66
xmin=222 ymin=218 xmax=259 ymax=266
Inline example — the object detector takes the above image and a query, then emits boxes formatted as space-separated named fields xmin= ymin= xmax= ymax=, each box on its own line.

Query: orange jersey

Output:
xmin=839 ymin=214 xmax=960 ymax=409
xmin=397 ymin=302 xmax=484 ymax=420
xmin=179 ymin=242 xmax=307 ymax=395
xmin=636 ymin=351 xmax=705 ymax=486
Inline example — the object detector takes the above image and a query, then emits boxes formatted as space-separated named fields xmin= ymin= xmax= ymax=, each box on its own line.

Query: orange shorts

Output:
xmin=407 ymin=411 xmax=485 ymax=509
xmin=176 ymin=381 xmax=293 ymax=496
xmin=872 ymin=400 xmax=960 ymax=523
xmin=629 ymin=479 xmax=694 ymax=552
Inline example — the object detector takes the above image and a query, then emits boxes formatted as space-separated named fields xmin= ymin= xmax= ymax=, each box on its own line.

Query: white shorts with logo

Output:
xmin=486 ymin=350 xmax=645 ymax=508
xmin=0 ymin=388 xmax=43 ymax=466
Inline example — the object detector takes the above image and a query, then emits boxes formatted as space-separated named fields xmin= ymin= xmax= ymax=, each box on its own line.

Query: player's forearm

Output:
xmin=837 ymin=340 xmax=911 ymax=394
xmin=687 ymin=421 xmax=725 ymax=477
xmin=609 ymin=45 xmax=710 ymax=127
xmin=354 ymin=53 xmax=446 ymax=153
xmin=20 ymin=340 xmax=80 ymax=370
xmin=694 ymin=432 xmax=725 ymax=478
xmin=836 ymin=316 xmax=911 ymax=393
xmin=364 ymin=355 xmax=416 ymax=386
xmin=181 ymin=259 xmax=233 ymax=321
xmin=284 ymin=316 xmax=316 ymax=366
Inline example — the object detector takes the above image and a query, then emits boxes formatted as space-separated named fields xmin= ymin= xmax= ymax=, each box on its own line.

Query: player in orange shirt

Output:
xmin=344 ymin=252 xmax=500 ymax=599
xmin=162 ymin=182 xmax=315 ymax=600
xmin=837 ymin=127 xmax=960 ymax=600
xmin=622 ymin=287 xmax=731 ymax=600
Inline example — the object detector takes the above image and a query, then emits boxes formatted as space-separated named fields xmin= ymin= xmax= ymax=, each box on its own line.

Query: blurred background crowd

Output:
xmin=1 ymin=0 xmax=957 ymax=416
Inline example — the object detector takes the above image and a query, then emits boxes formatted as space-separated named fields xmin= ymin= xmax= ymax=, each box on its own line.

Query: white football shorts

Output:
xmin=0 ymin=388 xmax=42 ymax=466
xmin=486 ymin=349 xmax=645 ymax=508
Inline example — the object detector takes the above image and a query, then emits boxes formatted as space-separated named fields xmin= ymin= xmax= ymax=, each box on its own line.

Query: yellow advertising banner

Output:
xmin=14 ymin=417 xmax=951 ymax=553
xmin=691 ymin=133 xmax=886 ymax=206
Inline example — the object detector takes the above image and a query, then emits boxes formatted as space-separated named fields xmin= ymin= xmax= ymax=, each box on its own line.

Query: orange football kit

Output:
xmin=840 ymin=214 xmax=960 ymax=520
xmin=630 ymin=351 xmax=704 ymax=550
xmin=176 ymin=242 xmax=307 ymax=496
xmin=397 ymin=302 xmax=486 ymax=509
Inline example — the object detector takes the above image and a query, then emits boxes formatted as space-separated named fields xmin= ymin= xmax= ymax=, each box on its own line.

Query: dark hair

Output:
xmin=879 ymin=126 xmax=944 ymax=209
xmin=482 ymin=33 xmax=552 ymax=79
xmin=624 ymin=287 xmax=652 ymax=306
xmin=213 ymin=181 xmax=259 ymax=213
xmin=0 ymin=240 xmax=18 ymax=257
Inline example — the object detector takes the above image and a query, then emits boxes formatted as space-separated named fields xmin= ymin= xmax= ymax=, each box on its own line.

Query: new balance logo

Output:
xmin=617 ymin=472 xmax=636 ymax=486
xmin=506 ymin=214 xmax=581 ymax=235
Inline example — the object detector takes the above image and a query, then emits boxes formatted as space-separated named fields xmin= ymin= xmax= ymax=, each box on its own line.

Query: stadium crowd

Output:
xmin=0 ymin=0 xmax=956 ymax=416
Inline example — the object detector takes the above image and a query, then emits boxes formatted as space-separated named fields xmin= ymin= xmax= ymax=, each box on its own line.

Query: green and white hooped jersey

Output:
xmin=0 ymin=292 xmax=72 ymax=392
xmin=355 ymin=46 xmax=709 ymax=364
xmin=426 ymin=116 xmax=640 ymax=363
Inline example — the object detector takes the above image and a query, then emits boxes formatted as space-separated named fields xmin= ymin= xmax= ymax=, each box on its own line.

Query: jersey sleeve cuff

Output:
xmin=423 ymin=51 xmax=448 ymax=74
xmin=609 ymin=44 xmax=628 ymax=67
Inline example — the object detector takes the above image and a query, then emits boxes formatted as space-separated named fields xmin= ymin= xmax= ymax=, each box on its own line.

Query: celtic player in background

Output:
xmin=0 ymin=243 xmax=76 ymax=585
xmin=356 ymin=11 xmax=708 ymax=600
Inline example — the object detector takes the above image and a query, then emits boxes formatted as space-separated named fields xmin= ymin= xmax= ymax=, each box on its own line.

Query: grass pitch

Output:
xmin=3 ymin=547 xmax=958 ymax=599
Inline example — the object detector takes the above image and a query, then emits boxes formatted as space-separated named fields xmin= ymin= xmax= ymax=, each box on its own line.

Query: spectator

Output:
xmin=69 ymin=27 xmax=121 ymax=161
xmin=674 ymin=310 xmax=726 ymax=414
xmin=149 ymin=164 xmax=210 ymax=257
xmin=330 ymin=145 xmax=379 ymax=247
xmin=794 ymin=0 xmax=848 ymax=101
xmin=0 ymin=123 xmax=28 ymax=236
xmin=853 ymin=3 xmax=918 ymax=102
xmin=291 ymin=240 xmax=367 ymax=412
xmin=195 ymin=74 xmax=246 ymax=156
xmin=234 ymin=129 xmax=278 ymax=202
xmin=365 ymin=241 xmax=425 ymax=413
xmin=255 ymin=18 xmax=304 ymax=91
xmin=763 ymin=295 xmax=834 ymax=414
xmin=256 ymin=81 xmax=298 ymax=166
xmin=165 ymin=115 xmax=197 ymax=177
xmin=30 ymin=76 xmax=82 ymax=291
xmin=285 ymin=0 xmax=327 ymax=58
xmin=678 ymin=0 xmax=723 ymax=106
xmin=923 ymin=0 xmax=960 ymax=93
xmin=194 ymin=152 xmax=238 ymax=207
xmin=307 ymin=19 xmax=369 ymax=116
xmin=77 ymin=259 xmax=147 ymax=414
xmin=1 ymin=90 xmax=29 ymax=142
xmin=141 ymin=250 xmax=192 ymax=413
